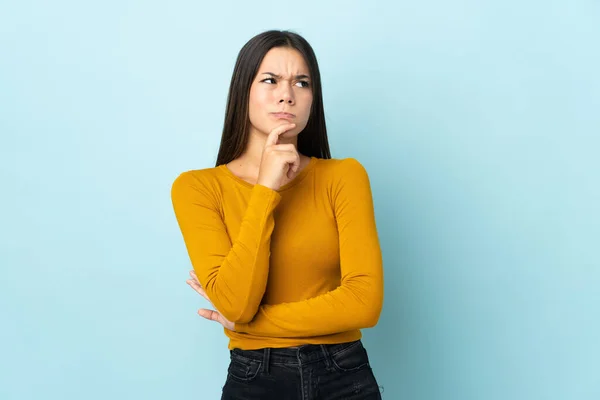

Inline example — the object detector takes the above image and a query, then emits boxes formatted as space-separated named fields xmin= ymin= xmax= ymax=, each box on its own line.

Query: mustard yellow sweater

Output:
xmin=171 ymin=156 xmax=384 ymax=350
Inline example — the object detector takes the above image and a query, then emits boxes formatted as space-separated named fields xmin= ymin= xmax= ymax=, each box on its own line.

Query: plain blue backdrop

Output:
xmin=1 ymin=1 xmax=599 ymax=399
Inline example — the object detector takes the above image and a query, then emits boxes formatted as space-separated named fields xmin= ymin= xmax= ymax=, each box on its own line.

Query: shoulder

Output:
xmin=171 ymin=166 xmax=223 ymax=201
xmin=316 ymin=157 xmax=369 ymax=180
xmin=314 ymin=157 xmax=372 ymax=206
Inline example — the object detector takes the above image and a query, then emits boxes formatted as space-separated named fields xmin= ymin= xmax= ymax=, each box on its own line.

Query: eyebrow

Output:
xmin=261 ymin=72 xmax=311 ymax=80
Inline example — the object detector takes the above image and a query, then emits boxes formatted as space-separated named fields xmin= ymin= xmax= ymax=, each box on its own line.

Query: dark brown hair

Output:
xmin=215 ymin=30 xmax=331 ymax=167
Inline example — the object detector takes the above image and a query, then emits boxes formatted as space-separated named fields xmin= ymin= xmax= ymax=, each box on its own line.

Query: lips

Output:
xmin=271 ymin=112 xmax=295 ymax=119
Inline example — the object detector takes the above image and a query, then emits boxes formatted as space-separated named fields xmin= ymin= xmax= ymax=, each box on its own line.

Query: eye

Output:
xmin=261 ymin=78 xmax=310 ymax=88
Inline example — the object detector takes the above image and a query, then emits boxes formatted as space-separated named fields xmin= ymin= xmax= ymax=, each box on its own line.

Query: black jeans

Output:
xmin=221 ymin=340 xmax=382 ymax=400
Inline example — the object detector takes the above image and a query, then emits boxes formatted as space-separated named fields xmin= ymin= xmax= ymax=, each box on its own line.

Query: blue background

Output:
xmin=1 ymin=1 xmax=599 ymax=399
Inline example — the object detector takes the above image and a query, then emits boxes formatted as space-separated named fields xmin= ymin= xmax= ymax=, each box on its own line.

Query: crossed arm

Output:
xmin=173 ymin=159 xmax=384 ymax=336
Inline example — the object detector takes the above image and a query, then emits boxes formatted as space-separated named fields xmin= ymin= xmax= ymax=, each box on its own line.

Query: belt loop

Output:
xmin=262 ymin=347 xmax=271 ymax=373
xmin=319 ymin=344 xmax=332 ymax=370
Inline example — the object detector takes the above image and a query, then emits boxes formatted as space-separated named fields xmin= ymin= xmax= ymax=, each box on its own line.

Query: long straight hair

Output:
xmin=215 ymin=30 xmax=331 ymax=167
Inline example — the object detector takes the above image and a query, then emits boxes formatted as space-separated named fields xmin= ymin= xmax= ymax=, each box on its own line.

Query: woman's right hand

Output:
xmin=257 ymin=123 xmax=300 ymax=191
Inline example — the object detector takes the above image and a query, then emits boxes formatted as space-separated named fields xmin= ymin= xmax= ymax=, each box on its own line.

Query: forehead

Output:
xmin=258 ymin=47 xmax=309 ymax=74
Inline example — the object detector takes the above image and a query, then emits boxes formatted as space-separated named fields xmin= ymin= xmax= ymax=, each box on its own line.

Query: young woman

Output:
xmin=171 ymin=29 xmax=384 ymax=400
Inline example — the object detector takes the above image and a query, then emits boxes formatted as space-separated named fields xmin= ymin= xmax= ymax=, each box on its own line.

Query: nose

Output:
xmin=278 ymin=85 xmax=294 ymax=105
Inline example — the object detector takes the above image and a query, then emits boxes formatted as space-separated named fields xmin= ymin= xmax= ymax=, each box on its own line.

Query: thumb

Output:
xmin=198 ymin=308 xmax=220 ymax=322
xmin=287 ymin=166 xmax=297 ymax=180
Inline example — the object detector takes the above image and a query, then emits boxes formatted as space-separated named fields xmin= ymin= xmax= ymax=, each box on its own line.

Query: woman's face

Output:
xmin=248 ymin=47 xmax=313 ymax=140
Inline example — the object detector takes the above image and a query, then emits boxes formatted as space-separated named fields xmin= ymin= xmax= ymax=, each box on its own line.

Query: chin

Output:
xmin=279 ymin=129 xmax=300 ymax=138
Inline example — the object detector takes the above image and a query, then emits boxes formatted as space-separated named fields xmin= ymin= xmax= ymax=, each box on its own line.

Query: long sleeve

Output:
xmin=235 ymin=158 xmax=384 ymax=337
xmin=171 ymin=172 xmax=281 ymax=323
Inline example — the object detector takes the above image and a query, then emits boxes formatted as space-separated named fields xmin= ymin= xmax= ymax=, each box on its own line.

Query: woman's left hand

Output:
xmin=186 ymin=270 xmax=235 ymax=331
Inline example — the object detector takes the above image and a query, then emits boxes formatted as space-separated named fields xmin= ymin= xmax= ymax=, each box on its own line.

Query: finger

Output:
xmin=290 ymin=152 xmax=301 ymax=174
xmin=186 ymin=278 xmax=201 ymax=289
xmin=186 ymin=282 xmax=217 ymax=310
xmin=188 ymin=282 xmax=205 ymax=298
xmin=272 ymin=143 xmax=298 ymax=153
xmin=265 ymin=123 xmax=296 ymax=147
xmin=187 ymin=280 xmax=209 ymax=299
xmin=266 ymin=124 xmax=295 ymax=147
xmin=199 ymin=309 xmax=229 ymax=329
xmin=270 ymin=149 xmax=300 ymax=175
xmin=189 ymin=270 xmax=200 ymax=284
xmin=198 ymin=308 xmax=220 ymax=322
xmin=287 ymin=164 xmax=298 ymax=180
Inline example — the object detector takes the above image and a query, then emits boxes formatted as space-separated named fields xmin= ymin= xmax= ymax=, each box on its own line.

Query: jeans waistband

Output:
xmin=229 ymin=340 xmax=363 ymax=371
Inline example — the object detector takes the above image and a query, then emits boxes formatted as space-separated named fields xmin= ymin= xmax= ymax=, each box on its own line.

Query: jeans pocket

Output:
xmin=330 ymin=341 xmax=371 ymax=372
xmin=227 ymin=355 xmax=262 ymax=383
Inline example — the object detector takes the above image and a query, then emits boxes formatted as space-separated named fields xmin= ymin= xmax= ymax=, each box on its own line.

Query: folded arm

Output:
xmin=171 ymin=172 xmax=281 ymax=323
xmin=235 ymin=158 xmax=384 ymax=337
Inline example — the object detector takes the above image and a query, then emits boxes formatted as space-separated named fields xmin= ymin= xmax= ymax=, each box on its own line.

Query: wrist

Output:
xmin=256 ymin=181 xmax=277 ymax=191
